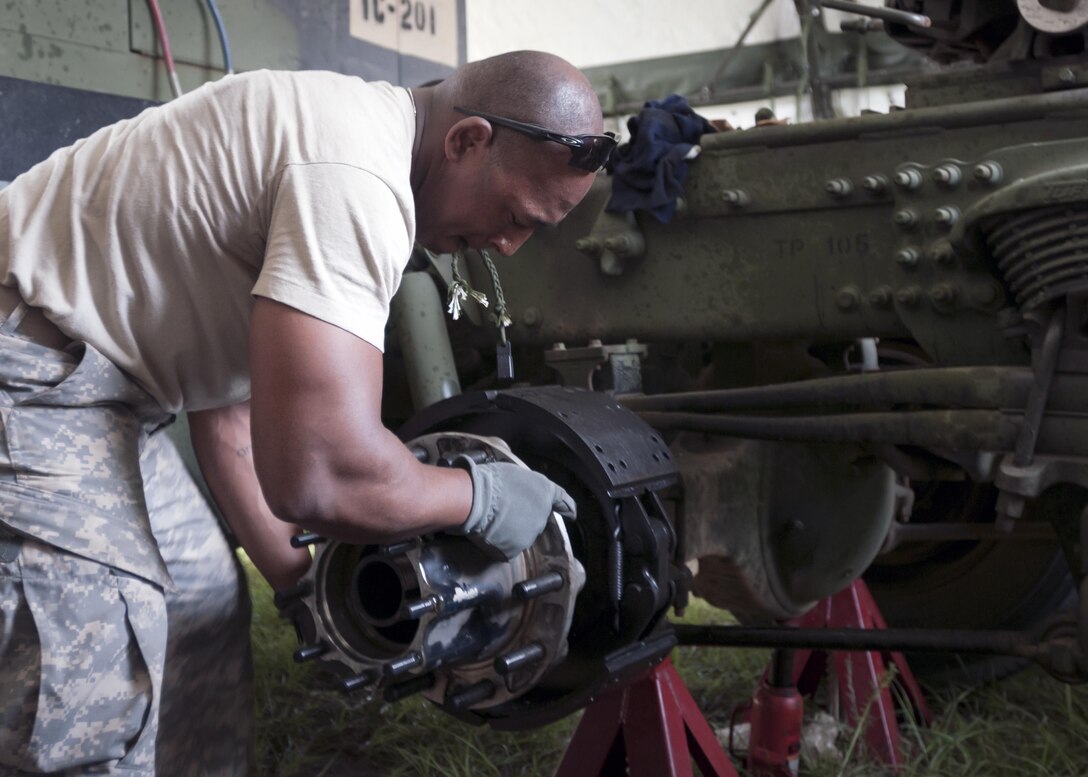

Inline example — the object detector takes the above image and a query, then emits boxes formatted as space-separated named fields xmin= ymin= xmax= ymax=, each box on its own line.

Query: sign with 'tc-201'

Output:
xmin=349 ymin=0 xmax=459 ymax=68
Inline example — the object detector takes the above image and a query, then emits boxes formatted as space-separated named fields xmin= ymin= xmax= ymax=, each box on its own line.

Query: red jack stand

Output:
xmin=780 ymin=579 xmax=933 ymax=769
xmin=554 ymin=657 xmax=741 ymax=777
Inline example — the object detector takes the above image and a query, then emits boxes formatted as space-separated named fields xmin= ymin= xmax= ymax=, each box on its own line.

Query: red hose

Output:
xmin=146 ymin=0 xmax=183 ymax=97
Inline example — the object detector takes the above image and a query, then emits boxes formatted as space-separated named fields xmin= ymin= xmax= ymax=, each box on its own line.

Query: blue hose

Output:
xmin=206 ymin=0 xmax=234 ymax=75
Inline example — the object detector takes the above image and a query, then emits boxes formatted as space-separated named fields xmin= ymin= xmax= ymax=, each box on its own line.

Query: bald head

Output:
xmin=409 ymin=51 xmax=604 ymax=255
xmin=434 ymin=50 xmax=603 ymax=137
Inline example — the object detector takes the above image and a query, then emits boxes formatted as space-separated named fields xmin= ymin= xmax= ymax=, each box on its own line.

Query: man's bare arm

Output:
xmin=247 ymin=297 xmax=474 ymax=542
xmin=188 ymin=401 xmax=313 ymax=591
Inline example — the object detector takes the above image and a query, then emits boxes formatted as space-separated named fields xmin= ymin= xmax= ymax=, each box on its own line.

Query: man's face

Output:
xmin=416 ymin=139 xmax=596 ymax=257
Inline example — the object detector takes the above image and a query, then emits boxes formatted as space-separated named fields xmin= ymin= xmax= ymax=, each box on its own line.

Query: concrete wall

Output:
xmin=0 ymin=0 xmax=463 ymax=102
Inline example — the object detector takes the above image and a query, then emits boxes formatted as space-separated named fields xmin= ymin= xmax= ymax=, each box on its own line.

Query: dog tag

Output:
xmin=496 ymin=340 xmax=514 ymax=381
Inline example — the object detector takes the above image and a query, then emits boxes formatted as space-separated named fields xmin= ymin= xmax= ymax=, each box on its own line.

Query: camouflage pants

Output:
xmin=0 ymin=326 xmax=253 ymax=775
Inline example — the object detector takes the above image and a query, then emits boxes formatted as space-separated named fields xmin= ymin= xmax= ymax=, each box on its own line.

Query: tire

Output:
xmin=864 ymin=481 xmax=1080 ymax=685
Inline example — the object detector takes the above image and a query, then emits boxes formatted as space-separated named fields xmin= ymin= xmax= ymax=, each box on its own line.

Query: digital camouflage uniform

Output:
xmin=0 ymin=311 xmax=253 ymax=775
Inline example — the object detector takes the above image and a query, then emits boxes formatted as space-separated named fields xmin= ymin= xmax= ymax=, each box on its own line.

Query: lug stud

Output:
xmin=341 ymin=672 xmax=377 ymax=693
xmin=513 ymin=572 xmax=565 ymax=602
xmin=399 ymin=596 xmax=439 ymax=621
xmin=446 ymin=680 xmax=496 ymax=711
xmin=495 ymin=643 xmax=546 ymax=675
xmin=383 ymin=673 xmax=436 ymax=703
xmin=293 ymin=643 xmax=329 ymax=663
xmin=379 ymin=539 xmax=419 ymax=556
xmin=290 ymin=532 xmax=325 ymax=548
xmin=384 ymin=651 xmax=424 ymax=679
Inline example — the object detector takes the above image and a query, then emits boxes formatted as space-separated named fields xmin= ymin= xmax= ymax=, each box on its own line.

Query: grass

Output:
xmin=246 ymin=556 xmax=1088 ymax=776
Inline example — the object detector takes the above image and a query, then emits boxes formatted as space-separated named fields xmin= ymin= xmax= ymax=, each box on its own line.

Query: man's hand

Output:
xmin=450 ymin=456 xmax=576 ymax=559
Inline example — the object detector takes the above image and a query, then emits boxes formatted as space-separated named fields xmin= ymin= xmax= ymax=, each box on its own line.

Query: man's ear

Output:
xmin=445 ymin=117 xmax=494 ymax=162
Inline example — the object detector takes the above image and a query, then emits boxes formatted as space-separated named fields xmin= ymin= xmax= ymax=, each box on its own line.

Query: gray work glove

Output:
xmin=451 ymin=455 xmax=576 ymax=560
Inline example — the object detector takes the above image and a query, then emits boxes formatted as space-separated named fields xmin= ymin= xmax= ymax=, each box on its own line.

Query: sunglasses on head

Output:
xmin=454 ymin=106 xmax=617 ymax=172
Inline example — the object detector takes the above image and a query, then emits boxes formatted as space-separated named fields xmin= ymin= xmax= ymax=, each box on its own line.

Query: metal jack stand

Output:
xmin=553 ymin=658 xmax=740 ymax=777
xmin=784 ymin=579 xmax=932 ymax=768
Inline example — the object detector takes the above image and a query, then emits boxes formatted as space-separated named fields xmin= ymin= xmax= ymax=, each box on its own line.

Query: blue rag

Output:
xmin=606 ymin=94 xmax=716 ymax=223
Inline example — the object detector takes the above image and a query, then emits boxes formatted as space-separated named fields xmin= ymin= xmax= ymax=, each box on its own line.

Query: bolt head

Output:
xmin=575 ymin=237 xmax=600 ymax=255
xmin=894 ymin=209 xmax=918 ymax=228
xmin=835 ymin=286 xmax=861 ymax=311
xmin=893 ymin=168 xmax=922 ymax=190
xmin=862 ymin=175 xmax=886 ymax=193
xmin=932 ymin=165 xmax=961 ymax=187
xmin=927 ymin=241 xmax=956 ymax=264
xmin=970 ymin=282 xmax=1000 ymax=307
xmin=928 ymin=283 xmax=960 ymax=307
xmin=868 ymin=287 xmax=892 ymax=307
xmin=973 ymin=161 xmax=1003 ymax=184
xmin=825 ymin=178 xmax=852 ymax=197
xmin=896 ymin=286 xmax=921 ymax=306
xmin=934 ymin=206 xmax=959 ymax=227
xmin=895 ymin=247 xmax=920 ymax=267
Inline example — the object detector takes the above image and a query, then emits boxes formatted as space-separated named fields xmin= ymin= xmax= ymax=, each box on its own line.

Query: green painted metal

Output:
xmin=391 ymin=271 xmax=462 ymax=411
xmin=459 ymin=81 xmax=1088 ymax=369
xmin=0 ymin=0 xmax=461 ymax=102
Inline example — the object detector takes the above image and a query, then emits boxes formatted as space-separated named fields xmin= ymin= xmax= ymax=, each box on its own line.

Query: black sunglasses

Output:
xmin=454 ymin=106 xmax=617 ymax=172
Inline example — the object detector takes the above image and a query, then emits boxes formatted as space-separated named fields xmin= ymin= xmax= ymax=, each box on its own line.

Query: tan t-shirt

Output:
xmin=0 ymin=70 xmax=416 ymax=413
